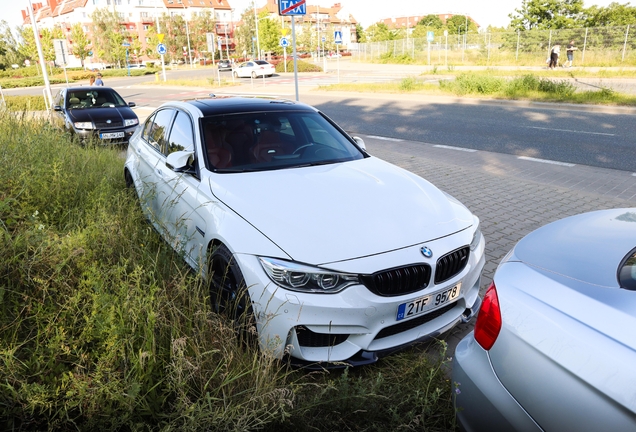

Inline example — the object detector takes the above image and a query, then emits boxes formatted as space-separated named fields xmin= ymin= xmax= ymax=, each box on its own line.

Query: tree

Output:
xmin=364 ymin=22 xmax=398 ymax=42
xmin=355 ymin=23 xmax=365 ymax=43
xmin=0 ymin=20 xmax=23 ymax=70
xmin=189 ymin=11 xmax=216 ymax=59
xmin=445 ymin=15 xmax=478 ymax=35
xmin=17 ymin=26 xmax=38 ymax=64
xmin=417 ymin=14 xmax=444 ymax=29
xmin=70 ymin=23 xmax=91 ymax=67
xmin=91 ymin=8 xmax=131 ymax=65
xmin=584 ymin=2 xmax=636 ymax=27
xmin=509 ymin=0 xmax=585 ymax=31
xmin=234 ymin=8 xmax=257 ymax=58
xmin=258 ymin=16 xmax=282 ymax=55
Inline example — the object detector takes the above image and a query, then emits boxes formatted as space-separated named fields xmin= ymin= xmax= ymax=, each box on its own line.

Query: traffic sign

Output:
xmin=122 ymin=42 xmax=131 ymax=47
xmin=88 ymin=50 xmax=93 ymax=56
xmin=322 ymin=36 xmax=326 ymax=43
xmin=157 ymin=33 xmax=164 ymax=43
xmin=280 ymin=37 xmax=290 ymax=48
xmin=427 ymin=31 xmax=435 ymax=42
xmin=157 ymin=43 xmax=167 ymax=55
xmin=334 ymin=31 xmax=342 ymax=44
xmin=279 ymin=0 xmax=306 ymax=16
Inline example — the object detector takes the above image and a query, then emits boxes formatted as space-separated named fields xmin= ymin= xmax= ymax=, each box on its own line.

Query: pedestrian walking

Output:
xmin=565 ymin=40 xmax=578 ymax=67
xmin=95 ymin=72 xmax=104 ymax=86
xmin=549 ymin=43 xmax=560 ymax=69
xmin=89 ymin=75 xmax=95 ymax=86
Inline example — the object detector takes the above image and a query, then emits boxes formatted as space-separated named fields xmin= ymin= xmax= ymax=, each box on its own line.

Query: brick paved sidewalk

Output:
xmin=363 ymin=136 xmax=636 ymax=352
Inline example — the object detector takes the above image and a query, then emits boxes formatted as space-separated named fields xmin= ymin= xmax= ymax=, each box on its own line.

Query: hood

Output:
xmin=209 ymin=157 xmax=474 ymax=264
xmin=68 ymin=106 xmax=136 ymax=123
xmin=512 ymin=208 xmax=636 ymax=288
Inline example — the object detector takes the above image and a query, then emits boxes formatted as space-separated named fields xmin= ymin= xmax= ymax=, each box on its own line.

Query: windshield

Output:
xmin=66 ymin=90 xmax=127 ymax=109
xmin=254 ymin=60 xmax=270 ymax=65
xmin=201 ymin=110 xmax=365 ymax=172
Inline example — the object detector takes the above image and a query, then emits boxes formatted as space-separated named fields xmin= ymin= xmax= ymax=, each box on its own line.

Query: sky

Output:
xmin=1 ymin=0 xmax=622 ymax=33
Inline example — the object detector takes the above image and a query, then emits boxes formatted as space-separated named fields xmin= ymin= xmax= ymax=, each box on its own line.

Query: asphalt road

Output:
xmin=5 ymin=62 xmax=636 ymax=172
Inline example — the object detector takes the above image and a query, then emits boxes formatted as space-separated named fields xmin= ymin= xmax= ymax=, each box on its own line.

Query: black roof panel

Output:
xmin=186 ymin=97 xmax=317 ymax=117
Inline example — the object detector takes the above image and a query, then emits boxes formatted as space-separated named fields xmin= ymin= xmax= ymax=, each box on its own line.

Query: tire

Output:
xmin=209 ymin=244 xmax=256 ymax=344
xmin=233 ymin=71 xmax=239 ymax=79
xmin=251 ymin=71 xmax=257 ymax=79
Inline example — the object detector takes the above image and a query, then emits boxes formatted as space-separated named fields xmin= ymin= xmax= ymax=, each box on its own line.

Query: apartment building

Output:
xmin=20 ymin=0 xmax=234 ymax=66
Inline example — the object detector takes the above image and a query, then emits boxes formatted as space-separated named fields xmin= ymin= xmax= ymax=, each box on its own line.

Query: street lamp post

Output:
xmin=155 ymin=0 xmax=167 ymax=81
xmin=182 ymin=6 xmax=193 ymax=67
xmin=253 ymin=1 xmax=261 ymax=59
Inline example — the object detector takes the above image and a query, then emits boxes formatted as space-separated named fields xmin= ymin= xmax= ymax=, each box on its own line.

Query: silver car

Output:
xmin=452 ymin=208 xmax=636 ymax=431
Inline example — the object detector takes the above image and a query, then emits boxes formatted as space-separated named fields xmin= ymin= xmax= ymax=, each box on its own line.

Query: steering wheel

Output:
xmin=292 ymin=143 xmax=314 ymax=155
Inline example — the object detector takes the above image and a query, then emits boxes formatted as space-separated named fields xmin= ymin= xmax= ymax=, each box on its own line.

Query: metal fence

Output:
xmin=351 ymin=25 xmax=636 ymax=67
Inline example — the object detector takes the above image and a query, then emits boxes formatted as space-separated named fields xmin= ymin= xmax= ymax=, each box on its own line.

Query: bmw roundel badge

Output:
xmin=106 ymin=119 xmax=112 ymax=124
xmin=421 ymin=246 xmax=433 ymax=258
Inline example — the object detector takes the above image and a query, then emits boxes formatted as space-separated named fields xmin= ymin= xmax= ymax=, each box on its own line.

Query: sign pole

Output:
xmin=292 ymin=16 xmax=299 ymax=101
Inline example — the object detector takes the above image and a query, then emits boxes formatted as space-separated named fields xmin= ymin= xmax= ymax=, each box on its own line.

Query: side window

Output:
xmin=145 ymin=109 xmax=174 ymax=153
xmin=142 ymin=113 xmax=156 ymax=141
xmin=167 ymin=111 xmax=195 ymax=155
xmin=619 ymin=250 xmax=636 ymax=290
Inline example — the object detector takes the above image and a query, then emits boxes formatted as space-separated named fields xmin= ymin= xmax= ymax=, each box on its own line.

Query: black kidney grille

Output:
xmin=95 ymin=120 xmax=123 ymax=128
xmin=375 ymin=302 xmax=457 ymax=340
xmin=434 ymin=246 xmax=470 ymax=284
xmin=295 ymin=326 xmax=349 ymax=348
xmin=360 ymin=264 xmax=431 ymax=297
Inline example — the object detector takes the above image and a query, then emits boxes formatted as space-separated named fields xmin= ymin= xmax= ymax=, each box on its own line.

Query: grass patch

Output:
xmin=319 ymin=72 xmax=636 ymax=106
xmin=0 ymin=109 xmax=458 ymax=430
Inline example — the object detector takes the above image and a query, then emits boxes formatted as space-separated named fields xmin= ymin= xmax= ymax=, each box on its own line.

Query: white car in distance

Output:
xmin=232 ymin=60 xmax=275 ymax=79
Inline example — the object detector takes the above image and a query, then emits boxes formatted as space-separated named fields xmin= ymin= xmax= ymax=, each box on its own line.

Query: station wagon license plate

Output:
xmin=396 ymin=283 xmax=461 ymax=321
xmin=100 ymin=131 xmax=124 ymax=139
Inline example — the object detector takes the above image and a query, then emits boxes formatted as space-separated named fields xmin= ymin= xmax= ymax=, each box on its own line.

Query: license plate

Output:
xmin=100 ymin=131 xmax=125 ymax=139
xmin=396 ymin=283 xmax=461 ymax=321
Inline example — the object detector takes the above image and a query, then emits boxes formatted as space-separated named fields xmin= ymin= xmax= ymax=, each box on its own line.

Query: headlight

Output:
xmin=74 ymin=121 xmax=93 ymax=129
xmin=124 ymin=118 xmax=139 ymax=127
xmin=470 ymin=222 xmax=482 ymax=251
xmin=259 ymin=257 xmax=359 ymax=294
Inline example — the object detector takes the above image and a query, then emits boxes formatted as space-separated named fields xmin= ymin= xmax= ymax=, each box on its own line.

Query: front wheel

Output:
xmin=209 ymin=244 xmax=256 ymax=345
xmin=233 ymin=71 xmax=239 ymax=79
xmin=251 ymin=71 xmax=257 ymax=79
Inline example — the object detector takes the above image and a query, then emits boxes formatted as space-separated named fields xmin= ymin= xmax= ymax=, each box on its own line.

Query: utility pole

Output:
xmin=28 ymin=0 xmax=53 ymax=109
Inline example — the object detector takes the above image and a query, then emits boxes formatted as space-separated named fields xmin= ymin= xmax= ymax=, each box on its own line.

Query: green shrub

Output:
xmin=2 ymin=95 xmax=48 ymax=111
xmin=439 ymin=73 xmax=505 ymax=95
xmin=275 ymin=59 xmax=322 ymax=73
xmin=399 ymin=77 xmax=418 ymax=91
xmin=537 ymin=78 xmax=576 ymax=97
xmin=0 ymin=76 xmax=69 ymax=89
xmin=378 ymin=53 xmax=415 ymax=64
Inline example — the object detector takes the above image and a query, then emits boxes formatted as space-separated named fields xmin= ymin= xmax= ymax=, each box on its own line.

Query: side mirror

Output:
xmin=53 ymin=105 xmax=63 ymax=111
xmin=128 ymin=102 xmax=136 ymax=108
xmin=352 ymin=136 xmax=366 ymax=151
xmin=166 ymin=150 xmax=195 ymax=172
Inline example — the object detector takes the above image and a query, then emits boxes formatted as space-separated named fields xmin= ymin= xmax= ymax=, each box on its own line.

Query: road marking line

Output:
xmin=632 ymin=173 xmax=636 ymax=177
xmin=518 ymin=156 xmax=576 ymax=167
xmin=366 ymin=135 xmax=403 ymax=141
xmin=433 ymin=144 xmax=478 ymax=152
xmin=525 ymin=126 xmax=615 ymax=136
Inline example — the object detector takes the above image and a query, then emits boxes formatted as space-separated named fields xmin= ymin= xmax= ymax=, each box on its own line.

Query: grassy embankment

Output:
xmin=0 ymin=110 xmax=456 ymax=431
xmin=318 ymin=71 xmax=636 ymax=106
